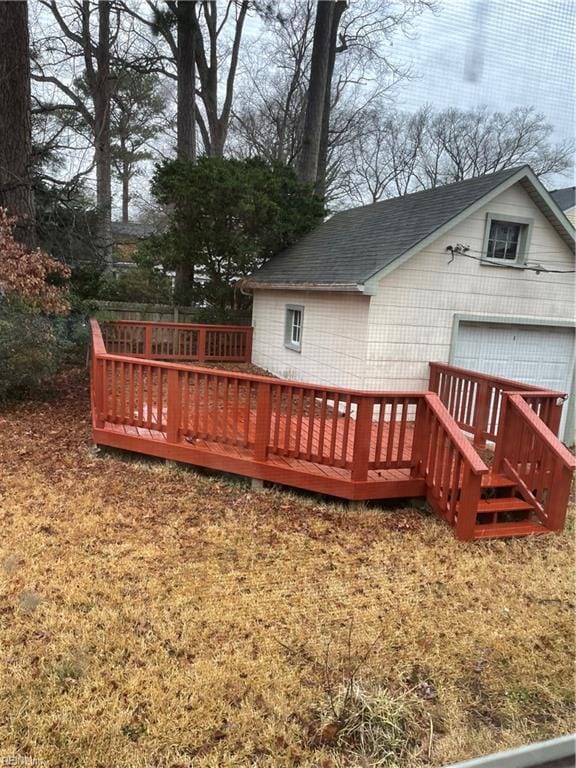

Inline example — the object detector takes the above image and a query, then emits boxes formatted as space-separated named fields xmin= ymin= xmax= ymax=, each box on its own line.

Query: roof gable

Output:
xmin=248 ymin=166 xmax=575 ymax=291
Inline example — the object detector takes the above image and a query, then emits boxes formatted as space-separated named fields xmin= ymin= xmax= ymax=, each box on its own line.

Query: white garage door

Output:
xmin=451 ymin=321 xmax=574 ymax=441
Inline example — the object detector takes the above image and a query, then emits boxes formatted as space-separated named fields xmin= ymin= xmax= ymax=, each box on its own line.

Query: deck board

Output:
xmin=96 ymin=406 xmax=421 ymax=501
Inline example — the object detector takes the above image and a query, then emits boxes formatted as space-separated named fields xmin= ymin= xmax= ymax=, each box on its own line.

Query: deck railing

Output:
xmin=92 ymin=364 xmax=432 ymax=483
xmin=429 ymin=362 xmax=565 ymax=446
xmin=100 ymin=319 xmax=253 ymax=363
xmin=493 ymin=393 xmax=576 ymax=532
xmin=92 ymin=333 xmax=421 ymax=472
xmin=90 ymin=318 xmax=491 ymax=534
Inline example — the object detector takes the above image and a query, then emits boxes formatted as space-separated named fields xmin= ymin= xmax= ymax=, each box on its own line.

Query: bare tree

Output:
xmin=231 ymin=1 xmax=314 ymax=165
xmin=33 ymin=0 xmax=119 ymax=270
xmin=345 ymin=106 xmax=575 ymax=205
xmin=233 ymin=0 xmax=436 ymax=200
xmin=297 ymin=0 xmax=335 ymax=187
xmin=124 ymin=0 xmax=251 ymax=158
xmin=0 ymin=1 xmax=35 ymax=247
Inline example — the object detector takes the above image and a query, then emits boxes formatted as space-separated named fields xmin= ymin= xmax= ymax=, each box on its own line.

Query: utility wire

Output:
xmin=445 ymin=244 xmax=575 ymax=274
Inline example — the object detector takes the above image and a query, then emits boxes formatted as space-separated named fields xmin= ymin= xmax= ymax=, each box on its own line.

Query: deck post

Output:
xmin=245 ymin=327 xmax=253 ymax=363
xmin=455 ymin=468 xmax=482 ymax=540
xmin=473 ymin=380 xmax=490 ymax=447
xmin=410 ymin=397 xmax=428 ymax=477
xmin=546 ymin=399 xmax=563 ymax=437
xmin=144 ymin=325 xmax=153 ymax=358
xmin=428 ymin=363 xmax=440 ymax=394
xmin=546 ymin=463 xmax=573 ymax=532
xmin=351 ymin=397 xmax=374 ymax=482
xmin=197 ymin=327 xmax=207 ymax=362
xmin=166 ymin=369 xmax=182 ymax=443
xmin=93 ymin=357 xmax=106 ymax=428
xmin=254 ymin=381 xmax=272 ymax=462
xmin=492 ymin=393 xmax=510 ymax=473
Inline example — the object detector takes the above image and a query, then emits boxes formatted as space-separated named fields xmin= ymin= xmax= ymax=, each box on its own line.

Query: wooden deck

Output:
xmin=95 ymin=411 xmax=426 ymax=501
xmin=90 ymin=320 xmax=575 ymax=540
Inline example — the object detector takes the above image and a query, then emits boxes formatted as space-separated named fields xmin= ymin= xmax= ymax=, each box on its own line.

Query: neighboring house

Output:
xmin=550 ymin=185 xmax=576 ymax=225
xmin=111 ymin=221 xmax=158 ymax=267
xmin=246 ymin=166 xmax=576 ymax=442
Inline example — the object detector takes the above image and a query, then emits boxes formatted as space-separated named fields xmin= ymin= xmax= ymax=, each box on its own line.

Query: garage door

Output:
xmin=451 ymin=321 xmax=574 ymax=441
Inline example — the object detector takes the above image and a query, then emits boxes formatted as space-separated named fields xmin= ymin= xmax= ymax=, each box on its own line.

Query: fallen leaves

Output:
xmin=0 ymin=368 xmax=574 ymax=767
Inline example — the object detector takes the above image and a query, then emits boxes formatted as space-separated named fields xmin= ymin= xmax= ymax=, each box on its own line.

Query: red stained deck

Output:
xmin=95 ymin=409 xmax=425 ymax=501
xmin=90 ymin=320 xmax=575 ymax=540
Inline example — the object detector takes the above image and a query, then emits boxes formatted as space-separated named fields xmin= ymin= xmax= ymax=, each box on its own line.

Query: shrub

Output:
xmin=318 ymin=680 xmax=422 ymax=766
xmin=0 ymin=300 xmax=63 ymax=401
xmin=98 ymin=266 xmax=172 ymax=304
xmin=0 ymin=208 xmax=70 ymax=314
xmin=0 ymin=208 xmax=76 ymax=400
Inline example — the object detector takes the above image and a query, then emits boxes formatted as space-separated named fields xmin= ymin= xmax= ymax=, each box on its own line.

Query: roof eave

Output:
xmin=244 ymin=280 xmax=368 ymax=294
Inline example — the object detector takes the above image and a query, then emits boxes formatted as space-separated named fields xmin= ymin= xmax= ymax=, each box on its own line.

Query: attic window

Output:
xmin=285 ymin=305 xmax=303 ymax=351
xmin=483 ymin=215 xmax=532 ymax=267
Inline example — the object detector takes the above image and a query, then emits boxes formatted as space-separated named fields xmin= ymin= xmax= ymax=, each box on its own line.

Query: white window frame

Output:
xmin=284 ymin=304 xmax=303 ymax=352
xmin=482 ymin=213 xmax=533 ymax=268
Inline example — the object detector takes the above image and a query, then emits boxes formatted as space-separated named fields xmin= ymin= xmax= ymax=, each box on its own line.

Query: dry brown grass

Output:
xmin=0 ymin=369 xmax=574 ymax=767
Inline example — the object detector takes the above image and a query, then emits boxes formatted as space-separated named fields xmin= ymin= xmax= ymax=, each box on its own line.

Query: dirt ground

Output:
xmin=0 ymin=368 xmax=574 ymax=767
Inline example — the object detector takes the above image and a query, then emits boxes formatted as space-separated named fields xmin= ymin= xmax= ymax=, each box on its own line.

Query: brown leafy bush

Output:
xmin=0 ymin=208 xmax=73 ymax=399
xmin=0 ymin=207 xmax=70 ymax=314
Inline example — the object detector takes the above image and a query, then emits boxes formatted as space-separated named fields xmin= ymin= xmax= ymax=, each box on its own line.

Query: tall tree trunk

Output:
xmin=176 ymin=0 xmax=196 ymax=161
xmin=121 ymin=157 xmax=130 ymax=223
xmin=0 ymin=1 xmax=35 ymax=248
xmin=316 ymin=0 xmax=347 ymax=199
xmin=93 ymin=1 xmax=113 ymax=272
xmin=173 ymin=262 xmax=195 ymax=306
xmin=297 ymin=1 xmax=334 ymax=186
xmin=175 ymin=0 xmax=197 ymax=303
xmin=174 ymin=0 xmax=198 ymax=306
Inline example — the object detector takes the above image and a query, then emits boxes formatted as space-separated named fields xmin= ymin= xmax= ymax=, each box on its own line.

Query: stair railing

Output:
xmin=411 ymin=393 xmax=489 ymax=540
xmin=493 ymin=393 xmax=576 ymax=532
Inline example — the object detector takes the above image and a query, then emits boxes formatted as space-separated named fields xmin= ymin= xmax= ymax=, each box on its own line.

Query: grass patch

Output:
xmin=0 ymin=369 xmax=574 ymax=766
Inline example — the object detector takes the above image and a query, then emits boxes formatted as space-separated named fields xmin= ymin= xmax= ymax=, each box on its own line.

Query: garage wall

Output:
xmin=364 ymin=182 xmax=575 ymax=391
xmin=251 ymin=289 xmax=370 ymax=388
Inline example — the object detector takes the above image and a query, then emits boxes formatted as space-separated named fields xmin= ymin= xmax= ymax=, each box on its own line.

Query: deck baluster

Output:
xmin=167 ymin=369 xmax=182 ymax=443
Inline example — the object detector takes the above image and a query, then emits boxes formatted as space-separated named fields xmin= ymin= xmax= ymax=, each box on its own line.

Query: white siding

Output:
xmin=250 ymin=182 xmax=574 ymax=406
xmin=365 ymin=183 xmax=575 ymax=391
xmin=251 ymin=289 xmax=370 ymax=387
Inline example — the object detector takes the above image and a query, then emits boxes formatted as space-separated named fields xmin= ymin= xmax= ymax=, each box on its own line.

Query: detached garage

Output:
xmin=248 ymin=166 xmax=576 ymax=444
xmin=451 ymin=319 xmax=574 ymax=441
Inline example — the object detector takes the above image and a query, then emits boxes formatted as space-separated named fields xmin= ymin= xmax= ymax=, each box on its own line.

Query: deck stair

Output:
xmin=471 ymin=472 xmax=548 ymax=538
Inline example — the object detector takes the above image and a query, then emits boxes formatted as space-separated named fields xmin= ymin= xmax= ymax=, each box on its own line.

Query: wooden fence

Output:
xmin=94 ymin=300 xmax=250 ymax=325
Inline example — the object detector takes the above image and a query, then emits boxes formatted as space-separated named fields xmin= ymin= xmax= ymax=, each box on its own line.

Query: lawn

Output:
xmin=1 ymin=369 xmax=574 ymax=767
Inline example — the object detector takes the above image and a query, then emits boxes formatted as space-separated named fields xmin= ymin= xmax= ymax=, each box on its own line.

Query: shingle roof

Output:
xmin=550 ymin=186 xmax=575 ymax=212
xmin=248 ymin=166 xmax=532 ymax=288
xmin=111 ymin=221 xmax=158 ymax=243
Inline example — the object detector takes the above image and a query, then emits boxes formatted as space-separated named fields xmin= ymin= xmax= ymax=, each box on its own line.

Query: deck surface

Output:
xmin=96 ymin=412 xmax=425 ymax=501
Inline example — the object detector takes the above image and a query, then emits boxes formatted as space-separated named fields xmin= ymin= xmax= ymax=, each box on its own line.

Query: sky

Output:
xmin=388 ymin=0 xmax=575 ymax=188
xmin=31 ymin=0 xmax=575 ymax=218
